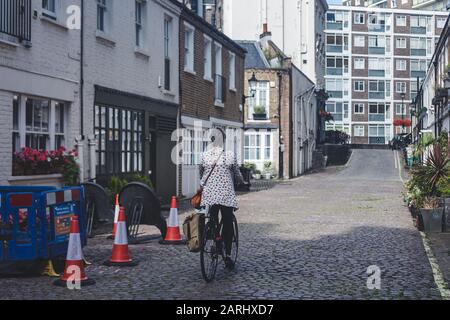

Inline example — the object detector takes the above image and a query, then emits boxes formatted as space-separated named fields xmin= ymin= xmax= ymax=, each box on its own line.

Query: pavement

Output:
xmin=0 ymin=149 xmax=447 ymax=300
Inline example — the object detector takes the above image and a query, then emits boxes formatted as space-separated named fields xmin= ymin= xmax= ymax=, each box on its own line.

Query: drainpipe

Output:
xmin=80 ymin=0 xmax=84 ymax=138
xmin=75 ymin=136 xmax=85 ymax=183
xmin=277 ymin=71 xmax=284 ymax=179
xmin=88 ymin=135 xmax=96 ymax=181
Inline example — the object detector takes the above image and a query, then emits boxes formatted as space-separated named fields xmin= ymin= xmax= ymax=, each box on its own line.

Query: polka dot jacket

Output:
xmin=199 ymin=147 xmax=245 ymax=210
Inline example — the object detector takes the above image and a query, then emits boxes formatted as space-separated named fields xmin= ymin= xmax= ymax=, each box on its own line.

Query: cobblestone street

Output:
xmin=0 ymin=149 xmax=445 ymax=300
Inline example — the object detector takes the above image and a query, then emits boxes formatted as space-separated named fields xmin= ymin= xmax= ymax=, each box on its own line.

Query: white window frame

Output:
xmin=184 ymin=23 xmax=195 ymax=73
xmin=437 ymin=17 xmax=447 ymax=29
xmin=244 ymin=132 xmax=272 ymax=162
xmin=248 ymin=81 xmax=270 ymax=120
xmin=203 ymin=35 xmax=212 ymax=81
xmin=396 ymin=59 xmax=407 ymax=71
xmin=354 ymin=80 xmax=365 ymax=92
xmin=13 ymin=95 xmax=67 ymax=153
xmin=354 ymin=103 xmax=364 ymax=114
xmin=97 ymin=0 xmax=109 ymax=33
xmin=354 ymin=35 xmax=365 ymax=47
xmin=354 ymin=125 xmax=365 ymax=137
xmin=396 ymin=82 xmax=407 ymax=93
xmin=42 ymin=0 xmax=57 ymax=19
xmin=396 ymin=37 xmax=407 ymax=49
xmin=396 ymin=15 xmax=406 ymax=27
xmin=229 ymin=52 xmax=236 ymax=91
xmin=395 ymin=103 xmax=407 ymax=115
xmin=354 ymin=13 xmax=365 ymax=24
xmin=135 ymin=0 xmax=145 ymax=48
xmin=354 ymin=58 xmax=365 ymax=70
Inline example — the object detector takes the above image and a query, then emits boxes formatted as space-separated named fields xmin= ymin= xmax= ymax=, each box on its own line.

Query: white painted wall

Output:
xmin=0 ymin=0 xmax=82 ymax=185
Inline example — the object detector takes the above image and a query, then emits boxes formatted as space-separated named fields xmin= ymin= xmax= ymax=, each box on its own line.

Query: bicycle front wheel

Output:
xmin=200 ymin=221 xmax=219 ymax=283
xmin=230 ymin=216 xmax=239 ymax=265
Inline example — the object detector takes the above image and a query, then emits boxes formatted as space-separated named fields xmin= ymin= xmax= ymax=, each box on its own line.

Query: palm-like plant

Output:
xmin=412 ymin=143 xmax=449 ymax=197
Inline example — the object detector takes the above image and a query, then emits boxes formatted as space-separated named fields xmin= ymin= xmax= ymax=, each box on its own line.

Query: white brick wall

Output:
xmin=0 ymin=0 xmax=81 ymax=184
xmin=81 ymin=0 xmax=181 ymax=178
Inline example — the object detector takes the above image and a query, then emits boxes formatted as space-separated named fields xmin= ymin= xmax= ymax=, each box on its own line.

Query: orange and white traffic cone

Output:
xmin=108 ymin=194 xmax=120 ymax=240
xmin=104 ymin=207 xmax=138 ymax=267
xmin=159 ymin=196 xmax=186 ymax=245
xmin=54 ymin=216 xmax=95 ymax=287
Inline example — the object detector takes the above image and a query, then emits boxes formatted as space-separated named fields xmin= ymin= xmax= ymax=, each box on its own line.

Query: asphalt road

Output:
xmin=0 ymin=149 xmax=442 ymax=300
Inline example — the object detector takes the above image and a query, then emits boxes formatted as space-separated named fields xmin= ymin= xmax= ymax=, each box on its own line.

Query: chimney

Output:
xmin=260 ymin=23 xmax=272 ymax=48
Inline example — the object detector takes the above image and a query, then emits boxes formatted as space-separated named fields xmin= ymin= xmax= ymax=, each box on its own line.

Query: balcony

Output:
xmin=411 ymin=49 xmax=426 ymax=56
xmin=326 ymin=68 xmax=343 ymax=76
xmin=332 ymin=113 xmax=343 ymax=121
xmin=369 ymin=92 xmax=385 ymax=99
xmin=368 ymin=47 xmax=385 ymax=55
xmin=369 ymin=137 xmax=386 ymax=144
xmin=411 ymin=26 xmax=426 ymax=34
xmin=368 ymin=24 xmax=385 ymax=32
xmin=0 ymin=0 xmax=31 ymax=42
xmin=411 ymin=71 xmax=426 ymax=78
xmin=326 ymin=22 xmax=343 ymax=30
xmin=326 ymin=45 xmax=343 ymax=53
xmin=369 ymin=114 xmax=385 ymax=121
xmin=327 ymin=91 xmax=343 ymax=99
xmin=368 ymin=70 xmax=385 ymax=77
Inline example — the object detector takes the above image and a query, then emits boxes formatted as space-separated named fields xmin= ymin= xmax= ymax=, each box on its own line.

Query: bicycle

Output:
xmin=200 ymin=208 xmax=239 ymax=283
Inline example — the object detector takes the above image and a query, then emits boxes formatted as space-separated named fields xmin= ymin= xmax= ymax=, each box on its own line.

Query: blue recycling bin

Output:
xmin=0 ymin=186 xmax=86 ymax=266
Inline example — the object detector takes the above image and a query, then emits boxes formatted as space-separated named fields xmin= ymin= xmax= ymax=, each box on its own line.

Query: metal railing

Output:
xmin=0 ymin=0 xmax=31 ymax=42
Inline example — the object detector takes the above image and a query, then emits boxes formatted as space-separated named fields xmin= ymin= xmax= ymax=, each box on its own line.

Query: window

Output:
xmin=354 ymin=13 xmax=364 ymax=24
xmin=396 ymin=15 xmax=406 ymax=27
xmin=437 ymin=17 xmax=447 ymax=29
xmin=369 ymin=103 xmax=385 ymax=115
xmin=214 ymin=43 xmax=223 ymax=103
xmin=164 ymin=16 xmax=172 ymax=91
xmin=248 ymin=81 xmax=269 ymax=120
xmin=354 ymin=103 xmax=364 ymax=114
xmin=411 ymin=16 xmax=427 ymax=28
xmin=354 ymin=81 xmax=365 ymax=92
xmin=94 ymin=105 xmax=143 ymax=175
xmin=395 ymin=103 xmax=407 ymax=115
xmin=245 ymin=133 xmax=269 ymax=161
xmin=42 ymin=0 xmax=56 ymax=19
xmin=396 ymin=82 xmax=407 ymax=93
xmin=369 ymin=125 xmax=386 ymax=137
xmin=354 ymin=125 xmax=365 ymax=137
xmin=97 ymin=0 xmax=108 ymax=32
xmin=396 ymin=37 xmax=406 ymax=49
xmin=229 ymin=52 xmax=236 ymax=90
xmin=182 ymin=128 xmax=209 ymax=166
xmin=410 ymin=37 xmax=426 ymax=50
xmin=354 ymin=58 xmax=365 ymax=69
xmin=410 ymin=59 xmax=427 ymax=72
xmin=396 ymin=59 xmax=407 ymax=71
xmin=203 ymin=36 xmax=212 ymax=80
xmin=13 ymin=96 xmax=67 ymax=153
xmin=354 ymin=35 xmax=365 ymax=47
xmin=327 ymin=56 xmax=349 ymax=74
xmin=368 ymin=35 xmax=385 ymax=48
xmin=135 ymin=1 xmax=144 ymax=47
xmin=368 ymin=58 xmax=385 ymax=70
xmin=184 ymin=24 xmax=195 ymax=72
xmin=369 ymin=80 xmax=385 ymax=95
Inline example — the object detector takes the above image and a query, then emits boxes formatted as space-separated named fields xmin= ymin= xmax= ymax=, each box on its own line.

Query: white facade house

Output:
xmin=0 ymin=0 xmax=82 ymax=187
xmin=222 ymin=0 xmax=329 ymax=89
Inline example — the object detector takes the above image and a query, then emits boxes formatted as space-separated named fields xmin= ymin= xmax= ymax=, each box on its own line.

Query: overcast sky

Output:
xmin=327 ymin=0 xmax=343 ymax=4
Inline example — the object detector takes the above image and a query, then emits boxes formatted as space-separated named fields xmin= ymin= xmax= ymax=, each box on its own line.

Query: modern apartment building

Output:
xmin=342 ymin=0 xmax=447 ymax=11
xmin=221 ymin=0 xmax=329 ymax=90
xmin=325 ymin=4 xmax=448 ymax=145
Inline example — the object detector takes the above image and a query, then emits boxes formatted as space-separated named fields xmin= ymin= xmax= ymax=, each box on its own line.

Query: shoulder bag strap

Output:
xmin=203 ymin=151 xmax=223 ymax=187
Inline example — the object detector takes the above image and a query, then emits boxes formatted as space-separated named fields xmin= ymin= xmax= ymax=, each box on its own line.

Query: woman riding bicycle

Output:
xmin=199 ymin=128 xmax=245 ymax=270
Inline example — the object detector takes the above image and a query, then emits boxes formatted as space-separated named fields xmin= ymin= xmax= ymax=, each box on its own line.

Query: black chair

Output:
xmin=82 ymin=183 xmax=112 ymax=238
xmin=119 ymin=182 xmax=168 ymax=244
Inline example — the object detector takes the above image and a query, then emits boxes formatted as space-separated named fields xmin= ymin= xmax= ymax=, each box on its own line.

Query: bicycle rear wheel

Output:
xmin=200 ymin=221 xmax=219 ymax=282
xmin=229 ymin=216 xmax=239 ymax=266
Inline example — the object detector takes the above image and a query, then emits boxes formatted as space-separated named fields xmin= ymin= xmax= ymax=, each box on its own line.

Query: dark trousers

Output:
xmin=209 ymin=205 xmax=234 ymax=256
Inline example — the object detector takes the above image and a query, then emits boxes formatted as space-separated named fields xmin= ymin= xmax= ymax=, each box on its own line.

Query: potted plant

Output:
xmin=263 ymin=162 xmax=273 ymax=180
xmin=253 ymin=169 xmax=262 ymax=180
xmin=411 ymin=143 xmax=448 ymax=233
xmin=253 ymin=106 xmax=268 ymax=121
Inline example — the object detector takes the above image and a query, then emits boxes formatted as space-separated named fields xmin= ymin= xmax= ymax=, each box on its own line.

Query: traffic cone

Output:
xmin=107 ymin=194 xmax=120 ymax=240
xmin=159 ymin=196 xmax=186 ymax=245
xmin=54 ymin=216 xmax=95 ymax=287
xmin=104 ymin=207 xmax=138 ymax=267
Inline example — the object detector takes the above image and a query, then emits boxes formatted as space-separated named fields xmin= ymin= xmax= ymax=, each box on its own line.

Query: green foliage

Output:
xmin=132 ymin=174 xmax=154 ymax=189
xmin=437 ymin=176 xmax=450 ymax=198
xmin=105 ymin=176 xmax=128 ymax=204
xmin=243 ymin=162 xmax=257 ymax=173
xmin=263 ymin=161 xmax=273 ymax=173
xmin=62 ymin=157 xmax=80 ymax=187
xmin=253 ymin=106 xmax=267 ymax=115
